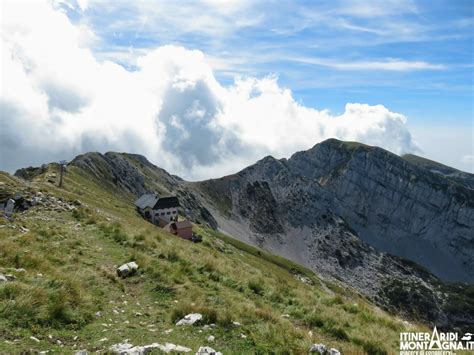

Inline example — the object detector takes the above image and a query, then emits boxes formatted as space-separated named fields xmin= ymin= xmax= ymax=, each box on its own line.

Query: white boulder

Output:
xmin=309 ymin=344 xmax=327 ymax=354
xmin=176 ymin=313 xmax=203 ymax=326
xmin=196 ymin=346 xmax=222 ymax=355
xmin=117 ymin=262 xmax=139 ymax=278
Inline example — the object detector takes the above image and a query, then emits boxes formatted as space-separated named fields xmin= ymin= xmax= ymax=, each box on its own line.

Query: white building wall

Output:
xmin=154 ymin=207 xmax=178 ymax=222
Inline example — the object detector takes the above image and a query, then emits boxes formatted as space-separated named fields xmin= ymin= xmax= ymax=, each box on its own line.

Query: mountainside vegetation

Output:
xmin=0 ymin=165 xmax=423 ymax=354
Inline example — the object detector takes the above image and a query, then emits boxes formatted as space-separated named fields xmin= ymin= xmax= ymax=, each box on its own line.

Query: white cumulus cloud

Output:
xmin=0 ymin=0 xmax=419 ymax=180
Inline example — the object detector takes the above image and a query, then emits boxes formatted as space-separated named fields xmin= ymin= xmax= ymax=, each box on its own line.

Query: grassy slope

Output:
xmin=0 ymin=166 xmax=426 ymax=354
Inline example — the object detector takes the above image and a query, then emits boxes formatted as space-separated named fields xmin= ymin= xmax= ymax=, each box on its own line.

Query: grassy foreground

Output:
xmin=0 ymin=167 xmax=424 ymax=354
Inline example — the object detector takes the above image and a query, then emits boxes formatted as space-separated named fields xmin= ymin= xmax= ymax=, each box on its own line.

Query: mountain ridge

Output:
xmin=194 ymin=138 xmax=473 ymax=282
xmin=12 ymin=139 xmax=474 ymax=330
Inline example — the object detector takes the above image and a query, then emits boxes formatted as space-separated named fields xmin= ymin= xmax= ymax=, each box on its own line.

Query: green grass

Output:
xmin=0 ymin=168 xmax=425 ymax=353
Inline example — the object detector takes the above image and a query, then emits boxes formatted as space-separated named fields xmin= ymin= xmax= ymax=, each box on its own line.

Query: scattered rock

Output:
xmin=232 ymin=321 xmax=241 ymax=327
xmin=75 ymin=351 xmax=88 ymax=355
xmin=295 ymin=274 xmax=314 ymax=285
xmin=117 ymin=262 xmax=139 ymax=278
xmin=172 ymin=344 xmax=192 ymax=353
xmin=176 ymin=313 xmax=202 ymax=326
xmin=12 ymin=268 xmax=26 ymax=273
xmin=281 ymin=314 xmax=290 ymax=319
xmin=308 ymin=343 xmax=341 ymax=354
xmin=110 ymin=342 xmax=191 ymax=354
xmin=309 ymin=344 xmax=327 ymax=354
xmin=196 ymin=346 xmax=222 ymax=355
xmin=0 ymin=274 xmax=8 ymax=282
xmin=95 ymin=311 xmax=103 ymax=318
xmin=240 ymin=334 xmax=247 ymax=339
xmin=4 ymin=199 xmax=15 ymax=217
xmin=207 ymin=335 xmax=215 ymax=342
xmin=30 ymin=336 xmax=40 ymax=343
xmin=109 ymin=342 xmax=133 ymax=353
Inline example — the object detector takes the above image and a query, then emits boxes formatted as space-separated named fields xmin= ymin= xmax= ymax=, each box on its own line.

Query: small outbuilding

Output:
xmin=164 ymin=220 xmax=193 ymax=240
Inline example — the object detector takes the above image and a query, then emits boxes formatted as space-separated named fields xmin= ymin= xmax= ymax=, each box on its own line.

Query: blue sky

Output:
xmin=1 ymin=0 xmax=473 ymax=177
xmin=70 ymin=0 xmax=473 ymax=120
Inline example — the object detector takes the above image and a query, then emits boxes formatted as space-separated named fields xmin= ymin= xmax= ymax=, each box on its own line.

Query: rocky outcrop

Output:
xmin=14 ymin=165 xmax=48 ymax=180
xmin=70 ymin=152 xmax=151 ymax=196
xmin=0 ymin=182 xmax=79 ymax=217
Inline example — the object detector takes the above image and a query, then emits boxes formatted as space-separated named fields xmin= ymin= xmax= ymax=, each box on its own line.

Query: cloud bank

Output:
xmin=0 ymin=1 xmax=418 ymax=180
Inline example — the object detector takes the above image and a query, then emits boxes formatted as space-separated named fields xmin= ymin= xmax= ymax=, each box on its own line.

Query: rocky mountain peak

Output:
xmin=194 ymin=138 xmax=474 ymax=284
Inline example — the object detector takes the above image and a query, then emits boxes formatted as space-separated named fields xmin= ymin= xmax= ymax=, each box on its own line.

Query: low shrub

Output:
xmin=98 ymin=222 xmax=128 ymax=244
xmin=324 ymin=325 xmax=349 ymax=341
xmin=166 ymin=250 xmax=180 ymax=263
xmin=217 ymin=311 xmax=234 ymax=328
xmin=0 ymin=277 xmax=95 ymax=329
xmin=248 ymin=279 xmax=265 ymax=295
xmin=304 ymin=312 xmax=325 ymax=328
xmin=352 ymin=337 xmax=388 ymax=355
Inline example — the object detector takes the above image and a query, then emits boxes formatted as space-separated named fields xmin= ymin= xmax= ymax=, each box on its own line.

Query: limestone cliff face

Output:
xmin=197 ymin=139 xmax=474 ymax=284
xmin=287 ymin=139 xmax=474 ymax=282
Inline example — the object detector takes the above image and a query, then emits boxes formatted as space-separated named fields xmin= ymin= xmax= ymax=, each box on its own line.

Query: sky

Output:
xmin=1 ymin=0 xmax=473 ymax=179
